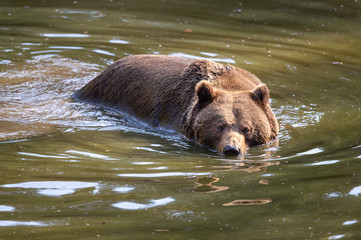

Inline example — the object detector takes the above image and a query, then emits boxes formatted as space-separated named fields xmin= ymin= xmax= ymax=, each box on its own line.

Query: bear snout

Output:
xmin=223 ymin=145 xmax=241 ymax=156
xmin=219 ymin=130 xmax=247 ymax=156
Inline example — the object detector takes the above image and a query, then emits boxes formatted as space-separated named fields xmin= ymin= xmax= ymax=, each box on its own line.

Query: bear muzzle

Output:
xmin=223 ymin=145 xmax=241 ymax=156
xmin=220 ymin=130 xmax=247 ymax=156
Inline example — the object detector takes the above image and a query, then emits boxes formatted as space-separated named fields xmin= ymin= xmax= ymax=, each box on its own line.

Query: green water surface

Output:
xmin=0 ymin=0 xmax=361 ymax=239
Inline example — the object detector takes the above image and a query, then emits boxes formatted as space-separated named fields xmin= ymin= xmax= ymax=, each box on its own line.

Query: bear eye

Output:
xmin=196 ymin=132 xmax=200 ymax=139
xmin=217 ymin=125 xmax=226 ymax=133
xmin=241 ymin=126 xmax=251 ymax=134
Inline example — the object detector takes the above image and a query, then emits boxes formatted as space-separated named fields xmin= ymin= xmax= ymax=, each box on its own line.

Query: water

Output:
xmin=0 ymin=0 xmax=360 ymax=239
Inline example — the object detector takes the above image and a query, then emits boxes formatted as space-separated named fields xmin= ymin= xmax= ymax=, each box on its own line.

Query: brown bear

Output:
xmin=74 ymin=55 xmax=278 ymax=156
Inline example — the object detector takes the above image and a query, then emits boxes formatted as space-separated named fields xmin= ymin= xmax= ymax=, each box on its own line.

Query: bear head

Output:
xmin=186 ymin=80 xmax=278 ymax=156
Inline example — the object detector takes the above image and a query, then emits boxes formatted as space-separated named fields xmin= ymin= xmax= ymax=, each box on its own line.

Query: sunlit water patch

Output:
xmin=342 ymin=220 xmax=358 ymax=226
xmin=0 ymin=221 xmax=49 ymax=227
xmin=170 ymin=52 xmax=236 ymax=64
xmin=305 ymin=160 xmax=339 ymax=166
xmin=113 ymin=186 xmax=135 ymax=193
xmin=112 ymin=197 xmax=175 ymax=210
xmin=1 ymin=181 xmax=100 ymax=197
xmin=349 ymin=186 xmax=361 ymax=197
xmin=65 ymin=150 xmax=118 ymax=160
xmin=109 ymin=39 xmax=130 ymax=44
xmin=118 ymin=172 xmax=212 ymax=178
xmin=0 ymin=205 xmax=15 ymax=212
xmin=18 ymin=151 xmax=70 ymax=159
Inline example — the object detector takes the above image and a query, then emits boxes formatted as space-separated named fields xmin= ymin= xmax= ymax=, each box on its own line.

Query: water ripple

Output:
xmin=134 ymin=147 xmax=166 ymax=154
xmin=65 ymin=150 xmax=117 ymax=160
xmin=109 ymin=39 xmax=129 ymax=44
xmin=49 ymin=46 xmax=84 ymax=50
xmin=342 ymin=220 xmax=358 ymax=226
xmin=113 ymin=186 xmax=135 ymax=193
xmin=349 ymin=186 xmax=361 ymax=197
xmin=118 ymin=172 xmax=211 ymax=178
xmin=0 ymin=220 xmax=49 ymax=227
xmin=92 ymin=49 xmax=115 ymax=56
xmin=170 ymin=52 xmax=236 ymax=64
xmin=295 ymin=147 xmax=323 ymax=157
xmin=0 ymin=205 xmax=15 ymax=212
xmin=1 ymin=181 xmax=99 ymax=197
xmin=305 ymin=160 xmax=339 ymax=166
xmin=40 ymin=33 xmax=90 ymax=38
xmin=18 ymin=152 xmax=69 ymax=159
xmin=112 ymin=197 xmax=175 ymax=210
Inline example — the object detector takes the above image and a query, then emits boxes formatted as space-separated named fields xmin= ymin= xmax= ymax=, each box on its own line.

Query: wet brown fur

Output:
xmin=74 ymin=54 xmax=279 ymax=154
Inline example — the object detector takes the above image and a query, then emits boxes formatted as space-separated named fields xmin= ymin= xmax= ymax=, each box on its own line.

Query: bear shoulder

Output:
xmin=179 ymin=58 xmax=263 ymax=92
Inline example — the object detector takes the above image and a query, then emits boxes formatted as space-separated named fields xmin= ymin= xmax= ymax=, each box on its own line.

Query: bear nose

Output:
xmin=223 ymin=145 xmax=240 ymax=156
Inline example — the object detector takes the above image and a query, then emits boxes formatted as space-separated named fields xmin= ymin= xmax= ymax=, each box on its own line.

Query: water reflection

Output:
xmin=258 ymin=180 xmax=269 ymax=185
xmin=118 ymin=172 xmax=211 ymax=178
xmin=0 ymin=205 xmax=15 ymax=212
xmin=113 ymin=186 xmax=135 ymax=193
xmin=18 ymin=151 xmax=69 ymax=159
xmin=276 ymin=104 xmax=324 ymax=129
xmin=40 ymin=33 xmax=90 ymax=38
xmin=222 ymin=198 xmax=272 ymax=206
xmin=295 ymin=147 xmax=323 ymax=157
xmin=134 ymin=146 xmax=166 ymax=154
xmin=188 ymin=176 xmax=229 ymax=193
xmin=349 ymin=186 xmax=361 ymax=197
xmin=132 ymin=161 xmax=158 ymax=165
xmin=328 ymin=235 xmax=345 ymax=240
xmin=65 ymin=150 xmax=117 ymax=160
xmin=324 ymin=186 xmax=361 ymax=199
xmin=0 ymin=54 xmax=100 ymax=140
xmin=109 ymin=39 xmax=130 ymax=44
xmin=112 ymin=197 xmax=175 ymax=210
xmin=342 ymin=220 xmax=358 ymax=226
xmin=0 ymin=0 xmax=360 ymax=238
xmin=92 ymin=49 xmax=115 ymax=56
xmin=0 ymin=221 xmax=49 ymax=227
xmin=0 ymin=121 xmax=54 ymax=141
xmin=49 ymin=46 xmax=84 ymax=50
xmin=213 ymin=160 xmax=280 ymax=173
xmin=170 ymin=52 xmax=236 ymax=64
xmin=305 ymin=160 xmax=339 ymax=166
xmin=1 ymin=181 xmax=99 ymax=197
xmin=325 ymin=192 xmax=343 ymax=199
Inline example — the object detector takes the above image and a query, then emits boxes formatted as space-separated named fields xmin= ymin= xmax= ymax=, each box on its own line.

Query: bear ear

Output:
xmin=195 ymin=81 xmax=217 ymax=107
xmin=250 ymin=84 xmax=270 ymax=105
